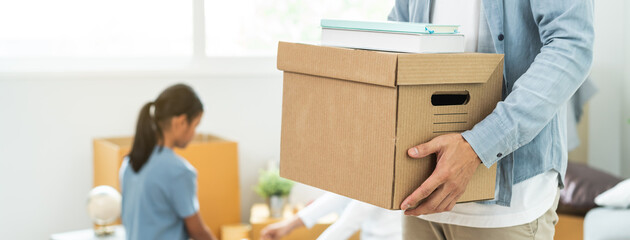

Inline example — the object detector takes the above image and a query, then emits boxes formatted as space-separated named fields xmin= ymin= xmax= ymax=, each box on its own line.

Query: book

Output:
xmin=321 ymin=28 xmax=465 ymax=53
xmin=321 ymin=19 xmax=460 ymax=34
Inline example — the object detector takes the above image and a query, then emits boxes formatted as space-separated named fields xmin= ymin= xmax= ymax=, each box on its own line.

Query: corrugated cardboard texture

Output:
xmin=392 ymin=58 xmax=503 ymax=209
xmin=397 ymin=53 xmax=503 ymax=85
xmin=280 ymin=72 xmax=398 ymax=209
xmin=277 ymin=41 xmax=398 ymax=87
xmin=278 ymin=42 xmax=504 ymax=210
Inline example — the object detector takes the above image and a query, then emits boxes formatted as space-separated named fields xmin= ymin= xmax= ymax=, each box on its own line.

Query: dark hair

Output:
xmin=128 ymin=83 xmax=203 ymax=172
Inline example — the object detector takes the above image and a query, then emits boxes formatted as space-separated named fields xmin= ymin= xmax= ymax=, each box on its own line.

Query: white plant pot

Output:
xmin=267 ymin=195 xmax=288 ymax=219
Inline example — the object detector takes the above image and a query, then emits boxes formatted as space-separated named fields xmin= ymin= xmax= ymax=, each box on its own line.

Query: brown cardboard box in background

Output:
xmin=277 ymin=42 xmax=503 ymax=210
xmin=93 ymin=134 xmax=240 ymax=237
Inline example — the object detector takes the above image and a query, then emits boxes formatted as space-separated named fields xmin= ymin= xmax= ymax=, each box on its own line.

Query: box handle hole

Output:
xmin=431 ymin=91 xmax=470 ymax=106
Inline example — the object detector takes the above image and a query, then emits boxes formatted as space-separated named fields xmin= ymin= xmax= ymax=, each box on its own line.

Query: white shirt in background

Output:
xmin=297 ymin=193 xmax=402 ymax=240
xmin=431 ymin=0 xmax=481 ymax=52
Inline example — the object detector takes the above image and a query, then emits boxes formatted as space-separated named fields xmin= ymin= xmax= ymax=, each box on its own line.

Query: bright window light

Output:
xmin=0 ymin=0 xmax=192 ymax=58
xmin=204 ymin=0 xmax=394 ymax=56
xmin=0 ymin=0 xmax=395 ymax=72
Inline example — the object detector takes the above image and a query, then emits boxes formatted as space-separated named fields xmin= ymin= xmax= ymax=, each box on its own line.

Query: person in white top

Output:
xmin=260 ymin=192 xmax=402 ymax=240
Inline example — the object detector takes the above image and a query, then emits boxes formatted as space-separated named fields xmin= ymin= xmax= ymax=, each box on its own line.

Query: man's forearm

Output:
xmin=463 ymin=0 xmax=594 ymax=167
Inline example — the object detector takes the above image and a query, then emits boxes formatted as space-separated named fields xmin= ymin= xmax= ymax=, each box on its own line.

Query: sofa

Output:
xmin=554 ymin=162 xmax=625 ymax=240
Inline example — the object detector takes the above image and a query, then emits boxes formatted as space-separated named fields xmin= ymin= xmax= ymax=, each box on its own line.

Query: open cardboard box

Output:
xmin=277 ymin=42 xmax=503 ymax=210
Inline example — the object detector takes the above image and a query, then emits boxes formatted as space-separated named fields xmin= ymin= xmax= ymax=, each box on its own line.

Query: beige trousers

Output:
xmin=403 ymin=193 xmax=560 ymax=240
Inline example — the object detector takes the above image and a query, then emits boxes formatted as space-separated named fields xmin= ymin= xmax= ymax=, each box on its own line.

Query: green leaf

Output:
xmin=253 ymin=169 xmax=294 ymax=198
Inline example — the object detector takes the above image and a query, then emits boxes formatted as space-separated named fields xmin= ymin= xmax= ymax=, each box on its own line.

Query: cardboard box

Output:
xmin=93 ymin=134 xmax=240 ymax=237
xmin=277 ymin=42 xmax=503 ymax=210
xmin=555 ymin=214 xmax=584 ymax=240
xmin=221 ymin=223 xmax=251 ymax=240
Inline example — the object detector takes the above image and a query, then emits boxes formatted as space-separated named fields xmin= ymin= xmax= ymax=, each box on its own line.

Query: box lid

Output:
xmin=277 ymin=42 xmax=504 ymax=87
xmin=397 ymin=53 xmax=504 ymax=85
xmin=277 ymin=41 xmax=398 ymax=87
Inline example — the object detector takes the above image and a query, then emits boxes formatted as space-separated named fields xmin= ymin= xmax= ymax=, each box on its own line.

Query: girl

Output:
xmin=119 ymin=84 xmax=216 ymax=240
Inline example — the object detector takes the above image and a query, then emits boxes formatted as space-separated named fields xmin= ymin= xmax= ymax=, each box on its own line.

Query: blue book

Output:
xmin=321 ymin=19 xmax=459 ymax=34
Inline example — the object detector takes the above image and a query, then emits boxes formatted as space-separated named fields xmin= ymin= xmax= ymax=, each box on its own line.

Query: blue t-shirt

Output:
xmin=120 ymin=146 xmax=199 ymax=240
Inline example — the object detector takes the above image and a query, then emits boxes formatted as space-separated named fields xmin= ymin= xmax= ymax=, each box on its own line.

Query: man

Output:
xmin=389 ymin=0 xmax=594 ymax=239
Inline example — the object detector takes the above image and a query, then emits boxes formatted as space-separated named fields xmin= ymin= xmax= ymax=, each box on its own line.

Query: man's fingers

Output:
xmin=435 ymin=191 xmax=453 ymax=211
xmin=446 ymin=200 xmax=457 ymax=212
xmin=404 ymin=186 xmax=449 ymax=216
xmin=400 ymin=173 xmax=445 ymax=210
xmin=408 ymin=137 xmax=442 ymax=159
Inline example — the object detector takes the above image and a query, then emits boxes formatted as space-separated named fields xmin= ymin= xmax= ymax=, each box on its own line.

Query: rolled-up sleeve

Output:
xmin=316 ymin=201 xmax=374 ymax=240
xmin=297 ymin=192 xmax=351 ymax=229
xmin=462 ymin=0 xmax=594 ymax=168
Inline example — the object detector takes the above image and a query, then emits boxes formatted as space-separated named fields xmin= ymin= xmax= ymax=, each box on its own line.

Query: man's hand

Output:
xmin=401 ymin=133 xmax=482 ymax=216
xmin=260 ymin=217 xmax=304 ymax=240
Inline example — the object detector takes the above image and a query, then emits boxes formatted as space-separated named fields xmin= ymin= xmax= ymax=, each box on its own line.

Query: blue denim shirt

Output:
xmin=389 ymin=0 xmax=594 ymax=206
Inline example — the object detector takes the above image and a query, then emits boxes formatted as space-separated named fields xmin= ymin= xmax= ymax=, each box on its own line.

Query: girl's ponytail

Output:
xmin=129 ymin=101 xmax=159 ymax=172
xmin=127 ymin=84 xmax=203 ymax=172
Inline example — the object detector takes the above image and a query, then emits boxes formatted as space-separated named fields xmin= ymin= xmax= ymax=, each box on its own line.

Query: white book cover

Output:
xmin=321 ymin=28 xmax=465 ymax=53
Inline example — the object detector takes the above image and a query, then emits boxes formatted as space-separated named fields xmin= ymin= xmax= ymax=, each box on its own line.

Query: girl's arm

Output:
xmin=185 ymin=212 xmax=217 ymax=240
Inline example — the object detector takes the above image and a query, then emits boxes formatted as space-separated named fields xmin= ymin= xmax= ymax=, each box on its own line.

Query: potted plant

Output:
xmin=254 ymin=169 xmax=294 ymax=218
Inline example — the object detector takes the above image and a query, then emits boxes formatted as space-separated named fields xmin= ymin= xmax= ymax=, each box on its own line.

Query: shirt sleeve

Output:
xmin=461 ymin=0 xmax=594 ymax=168
xmin=316 ymin=201 xmax=374 ymax=240
xmin=168 ymin=169 xmax=200 ymax=218
xmin=297 ymin=192 xmax=352 ymax=229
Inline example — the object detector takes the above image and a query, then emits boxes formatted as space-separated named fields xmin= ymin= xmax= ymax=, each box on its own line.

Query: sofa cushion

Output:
xmin=595 ymin=179 xmax=630 ymax=208
xmin=558 ymin=162 xmax=622 ymax=216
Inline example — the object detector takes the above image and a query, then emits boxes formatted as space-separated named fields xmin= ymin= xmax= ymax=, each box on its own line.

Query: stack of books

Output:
xmin=321 ymin=19 xmax=464 ymax=53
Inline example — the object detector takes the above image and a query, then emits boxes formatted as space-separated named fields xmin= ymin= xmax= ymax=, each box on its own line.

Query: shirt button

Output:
xmin=496 ymin=153 xmax=503 ymax=158
xmin=498 ymin=34 xmax=505 ymax=41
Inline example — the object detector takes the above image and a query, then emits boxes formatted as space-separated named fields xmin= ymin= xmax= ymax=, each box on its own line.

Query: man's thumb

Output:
xmin=407 ymin=138 xmax=441 ymax=159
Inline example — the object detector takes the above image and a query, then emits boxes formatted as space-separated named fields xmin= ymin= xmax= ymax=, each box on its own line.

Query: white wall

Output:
xmin=1 ymin=2 xmax=629 ymax=239
xmin=623 ymin=2 xmax=630 ymax=178
xmin=0 ymin=71 xmax=324 ymax=239
xmin=588 ymin=0 xmax=630 ymax=177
